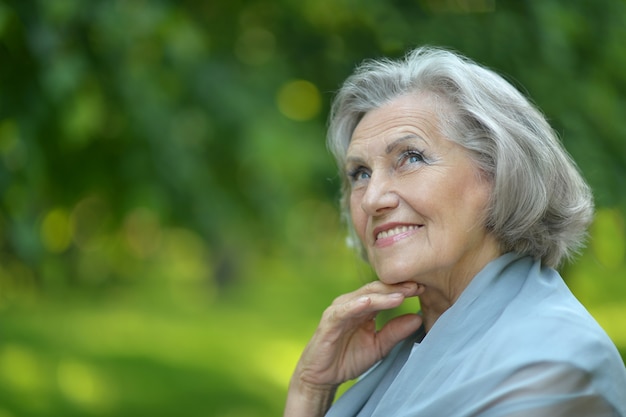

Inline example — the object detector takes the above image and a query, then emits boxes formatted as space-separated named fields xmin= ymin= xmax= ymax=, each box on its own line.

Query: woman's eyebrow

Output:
xmin=385 ymin=134 xmax=426 ymax=154
xmin=345 ymin=155 xmax=366 ymax=167
xmin=346 ymin=134 xmax=427 ymax=165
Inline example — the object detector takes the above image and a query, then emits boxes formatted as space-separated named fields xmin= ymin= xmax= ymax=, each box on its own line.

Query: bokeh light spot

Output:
xmin=163 ymin=13 xmax=208 ymax=65
xmin=71 ymin=195 xmax=110 ymax=251
xmin=158 ymin=228 xmax=210 ymax=284
xmin=276 ymin=80 xmax=321 ymax=121
xmin=57 ymin=359 xmax=112 ymax=411
xmin=123 ymin=207 xmax=162 ymax=258
xmin=0 ymin=119 xmax=25 ymax=171
xmin=0 ymin=119 xmax=18 ymax=154
xmin=40 ymin=208 xmax=74 ymax=253
xmin=0 ymin=259 xmax=37 ymax=306
xmin=0 ymin=345 xmax=44 ymax=392
xmin=61 ymin=83 xmax=105 ymax=148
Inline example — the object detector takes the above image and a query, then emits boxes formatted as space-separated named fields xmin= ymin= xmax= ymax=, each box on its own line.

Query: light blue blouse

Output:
xmin=326 ymin=253 xmax=626 ymax=416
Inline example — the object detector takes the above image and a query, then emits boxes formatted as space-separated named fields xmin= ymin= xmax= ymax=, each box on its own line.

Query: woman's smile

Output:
xmin=285 ymin=47 xmax=617 ymax=417
xmin=373 ymin=223 xmax=423 ymax=248
xmin=346 ymin=92 xmax=500 ymax=289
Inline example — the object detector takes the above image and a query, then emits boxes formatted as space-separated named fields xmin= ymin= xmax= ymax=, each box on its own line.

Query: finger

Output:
xmin=333 ymin=281 xmax=420 ymax=305
xmin=376 ymin=313 xmax=423 ymax=357
xmin=359 ymin=281 xmax=419 ymax=297
xmin=324 ymin=292 xmax=409 ymax=330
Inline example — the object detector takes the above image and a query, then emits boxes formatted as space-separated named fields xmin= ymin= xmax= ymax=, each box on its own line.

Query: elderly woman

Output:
xmin=284 ymin=47 xmax=626 ymax=416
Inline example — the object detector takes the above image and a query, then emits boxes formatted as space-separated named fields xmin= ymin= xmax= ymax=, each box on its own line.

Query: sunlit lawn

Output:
xmin=1 ymin=294 xmax=304 ymax=417
xmin=1 ymin=208 xmax=625 ymax=416
xmin=0 ymin=207 xmax=363 ymax=416
xmin=3 ymin=276 xmax=624 ymax=417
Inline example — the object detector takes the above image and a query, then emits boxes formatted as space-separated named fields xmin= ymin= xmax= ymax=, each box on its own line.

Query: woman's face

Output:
xmin=346 ymin=93 xmax=500 ymax=288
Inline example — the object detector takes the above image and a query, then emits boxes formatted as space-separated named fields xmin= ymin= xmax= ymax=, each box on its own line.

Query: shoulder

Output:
xmin=478 ymin=361 xmax=625 ymax=417
xmin=477 ymin=261 xmax=615 ymax=362
xmin=473 ymin=284 xmax=626 ymax=411
xmin=482 ymin=287 xmax=619 ymax=367
xmin=469 ymin=306 xmax=626 ymax=415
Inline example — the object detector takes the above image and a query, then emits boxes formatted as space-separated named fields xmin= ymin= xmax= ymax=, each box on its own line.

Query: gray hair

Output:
xmin=328 ymin=46 xmax=593 ymax=268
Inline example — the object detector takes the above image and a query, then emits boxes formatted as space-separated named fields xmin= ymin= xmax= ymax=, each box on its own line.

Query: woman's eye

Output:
xmin=403 ymin=150 xmax=426 ymax=165
xmin=348 ymin=167 xmax=370 ymax=182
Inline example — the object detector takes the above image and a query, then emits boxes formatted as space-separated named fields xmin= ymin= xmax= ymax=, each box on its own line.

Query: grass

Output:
xmin=1 ymin=222 xmax=624 ymax=416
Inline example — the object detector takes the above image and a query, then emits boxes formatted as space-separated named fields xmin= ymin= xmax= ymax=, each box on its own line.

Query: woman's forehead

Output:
xmin=347 ymin=95 xmax=445 ymax=154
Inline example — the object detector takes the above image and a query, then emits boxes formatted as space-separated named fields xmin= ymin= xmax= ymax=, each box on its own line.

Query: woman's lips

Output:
xmin=373 ymin=224 xmax=423 ymax=247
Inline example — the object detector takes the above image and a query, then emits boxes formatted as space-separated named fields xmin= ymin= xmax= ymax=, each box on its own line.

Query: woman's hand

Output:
xmin=284 ymin=280 xmax=423 ymax=417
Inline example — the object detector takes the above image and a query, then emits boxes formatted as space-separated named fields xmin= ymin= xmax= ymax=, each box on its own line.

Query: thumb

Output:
xmin=376 ymin=314 xmax=423 ymax=357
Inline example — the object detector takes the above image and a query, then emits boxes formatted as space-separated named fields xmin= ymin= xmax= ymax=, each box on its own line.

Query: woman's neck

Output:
xmin=417 ymin=245 xmax=502 ymax=332
xmin=418 ymin=290 xmax=453 ymax=332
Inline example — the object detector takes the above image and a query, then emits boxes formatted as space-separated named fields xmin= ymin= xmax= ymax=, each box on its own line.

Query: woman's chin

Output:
xmin=376 ymin=270 xmax=418 ymax=285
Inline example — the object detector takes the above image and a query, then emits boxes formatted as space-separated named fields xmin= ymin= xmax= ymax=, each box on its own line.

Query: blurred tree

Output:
xmin=1 ymin=0 xmax=625 ymax=292
xmin=0 ymin=0 xmax=625 ymax=416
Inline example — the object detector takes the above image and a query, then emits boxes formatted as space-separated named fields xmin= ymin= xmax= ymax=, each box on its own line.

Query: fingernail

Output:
xmin=389 ymin=292 xmax=404 ymax=298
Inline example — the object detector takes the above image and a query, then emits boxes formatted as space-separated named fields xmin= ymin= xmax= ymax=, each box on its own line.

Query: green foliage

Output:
xmin=0 ymin=0 xmax=625 ymax=415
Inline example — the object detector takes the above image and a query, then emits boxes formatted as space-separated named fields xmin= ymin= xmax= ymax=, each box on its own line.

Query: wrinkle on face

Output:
xmin=346 ymin=92 xmax=501 ymax=329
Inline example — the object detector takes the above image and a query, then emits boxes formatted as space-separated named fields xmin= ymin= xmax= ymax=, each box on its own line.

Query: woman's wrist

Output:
xmin=284 ymin=376 xmax=338 ymax=417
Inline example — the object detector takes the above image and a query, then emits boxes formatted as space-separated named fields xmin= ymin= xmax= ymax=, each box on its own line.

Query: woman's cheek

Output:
xmin=350 ymin=198 xmax=367 ymax=241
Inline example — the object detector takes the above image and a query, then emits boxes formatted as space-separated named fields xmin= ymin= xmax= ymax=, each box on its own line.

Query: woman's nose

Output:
xmin=360 ymin=172 xmax=399 ymax=215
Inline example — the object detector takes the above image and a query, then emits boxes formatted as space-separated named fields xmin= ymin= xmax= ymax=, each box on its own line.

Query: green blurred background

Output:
xmin=0 ymin=0 xmax=625 ymax=415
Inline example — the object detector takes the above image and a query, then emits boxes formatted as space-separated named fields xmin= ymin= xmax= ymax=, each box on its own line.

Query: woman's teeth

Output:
xmin=376 ymin=225 xmax=419 ymax=240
